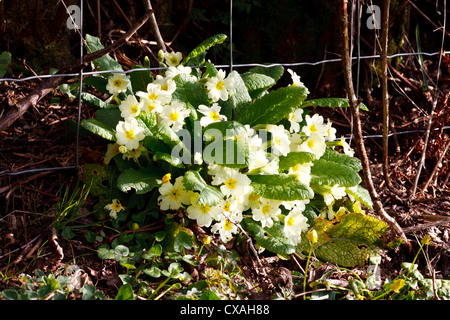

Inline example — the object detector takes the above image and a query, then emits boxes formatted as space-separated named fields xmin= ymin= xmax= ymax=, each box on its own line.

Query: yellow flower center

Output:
xmin=291 ymin=164 xmax=300 ymax=172
xmin=148 ymin=92 xmax=159 ymax=100
xmin=262 ymin=204 xmax=271 ymax=215
xmin=209 ymin=111 xmax=220 ymax=121
xmin=170 ymin=111 xmax=179 ymax=121
xmin=170 ymin=57 xmax=179 ymax=65
xmin=248 ymin=193 xmax=260 ymax=202
xmin=111 ymin=200 xmax=123 ymax=211
xmin=274 ymin=137 xmax=281 ymax=146
xmin=215 ymin=80 xmax=225 ymax=91
xmin=310 ymin=124 xmax=317 ymax=132
xmin=125 ymin=130 xmax=135 ymax=140
xmin=224 ymin=219 xmax=233 ymax=231
xmin=113 ymin=79 xmax=122 ymax=87
xmin=131 ymin=105 xmax=139 ymax=114
xmin=161 ymin=84 xmax=169 ymax=91
xmin=286 ymin=217 xmax=295 ymax=227
xmin=223 ymin=203 xmax=231 ymax=212
xmin=199 ymin=204 xmax=211 ymax=215
xmin=224 ymin=177 xmax=238 ymax=190
xmin=307 ymin=139 xmax=315 ymax=148
xmin=290 ymin=113 xmax=295 ymax=121
xmin=169 ymin=189 xmax=181 ymax=200
xmin=292 ymin=83 xmax=297 ymax=87
xmin=147 ymin=104 xmax=156 ymax=112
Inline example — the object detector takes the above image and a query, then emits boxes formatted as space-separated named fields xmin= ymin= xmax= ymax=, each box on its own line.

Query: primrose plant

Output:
xmin=80 ymin=33 xmax=374 ymax=257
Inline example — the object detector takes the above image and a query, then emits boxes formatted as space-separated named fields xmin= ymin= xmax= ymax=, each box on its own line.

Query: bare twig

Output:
xmin=411 ymin=0 xmax=447 ymax=198
xmin=0 ymin=10 xmax=153 ymax=132
xmin=143 ymin=0 xmax=166 ymax=52
xmin=339 ymin=0 xmax=408 ymax=244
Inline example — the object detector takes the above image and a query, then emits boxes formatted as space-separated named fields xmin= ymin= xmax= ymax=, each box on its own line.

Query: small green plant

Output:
xmin=1 ymin=268 xmax=105 ymax=300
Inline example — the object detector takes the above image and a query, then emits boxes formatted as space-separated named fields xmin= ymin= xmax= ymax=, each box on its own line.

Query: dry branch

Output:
xmin=0 ymin=9 xmax=153 ymax=132
xmin=339 ymin=0 xmax=408 ymax=244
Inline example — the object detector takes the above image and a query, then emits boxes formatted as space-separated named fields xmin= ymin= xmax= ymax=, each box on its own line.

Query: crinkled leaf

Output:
xmin=85 ymin=34 xmax=123 ymax=76
xmin=117 ymin=167 xmax=162 ymax=194
xmin=249 ymin=174 xmax=314 ymax=201
xmin=183 ymin=170 xmax=223 ymax=206
xmin=238 ymin=85 xmax=309 ymax=126
xmin=129 ymin=65 xmax=153 ymax=93
xmin=300 ymin=97 xmax=368 ymax=111
xmin=81 ymin=92 xmax=116 ymax=109
xmin=278 ymin=151 xmax=316 ymax=171
xmin=153 ymin=152 xmax=185 ymax=168
xmin=298 ymin=212 xmax=388 ymax=267
xmin=172 ymin=73 xmax=210 ymax=108
xmin=241 ymin=72 xmax=276 ymax=99
xmin=182 ymin=33 xmax=227 ymax=65
xmin=321 ymin=148 xmax=362 ymax=172
xmin=310 ymin=158 xmax=362 ymax=187
xmin=246 ymin=65 xmax=285 ymax=84
xmin=217 ymin=71 xmax=252 ymax=121
xmin=242 ymin=218 xmax=296 ymax=255
xmin=346 ymin=185 xmax=373 ymax=209
xmin=81 ymin=119 xmax=116 ymax=141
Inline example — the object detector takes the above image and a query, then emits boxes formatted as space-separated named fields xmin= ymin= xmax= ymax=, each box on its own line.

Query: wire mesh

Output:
xmin=0 ymin=0 xmax=448 ymax=176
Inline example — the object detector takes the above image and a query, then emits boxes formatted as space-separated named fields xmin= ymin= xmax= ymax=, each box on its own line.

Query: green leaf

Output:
xmin=183 ymin=170 xmax=223 ymax=206
xmin=153 ymin=152 xmax=185 ymax=168
xmin=81 ymin=119 xmax=116 ymax=141
xmin=0 ymin=51 xmax=12 ymax=77
xmin=248 ymin=65 xmax=285 ymax=83
xmin=95 ymin=108 xmax=122 ymax=129
xmin=81 ymin=163 xmax=120 ymax=197
xmin=172 ymin=73 xmax=210 ymax=107
xmin=143 ymin=266 xmax=161 ymax=278
xmin=199 ymin=290 xmax=220 ymax=300
xmin=85 ymin=34 xmax=123 ymax=76
xmin=298 ymin=212 xmax=388 ymax=267
xmin=321 ymin=148 xmax=362 ymax=172
xmin=81 ymin=92 xmax=116 ymax=109
xmin=183 ymin=33 xmax=227 ymax=65
xmin=174 ymin=231 xmax=194 ymax=252
xmin=217 ymin=71 xmax=252 ymax=120
xmin=346 ymin=185 xmax=373 ymax=209
xmin=117 ymin=166 xmax=162 ymax=194
xmin=300 ymin=97 xmax=368 ymax=111
xmin=241 ymin=72 xmax=276 ymax=99
xmin=237 ymin=85 xmax=309 ymax=126
xmin=83 ymin=75 xmax=108 ymax=93
xmin=130 ymin=65 xmax=153 ymax=93
xmin=115 ymin=284 xmax=135 ymax=300
xmin=98 ymin=245 xmax=116 ymax=260
xmin=278 ymin=151 xmax=316 ymax=171
xmin=242 ymin=218 xmax=296 ymax=255
xmin=310 ymin=158 xmax=362 ymax=187
xmin=248 ymin=174 xmax=314 ymax=201
xmin=203 ymin=121 xmax=251 ymax=168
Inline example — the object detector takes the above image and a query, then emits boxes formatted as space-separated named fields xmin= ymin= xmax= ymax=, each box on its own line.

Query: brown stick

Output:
xmin=0 ymin=10 xmax=153 ymax=132
xmin=339 ymin=0 xmax=408 ymax=244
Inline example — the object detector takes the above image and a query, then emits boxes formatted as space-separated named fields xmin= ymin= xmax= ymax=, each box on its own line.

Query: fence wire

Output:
xmin=0 ymin=0 xmax=448 ymax=176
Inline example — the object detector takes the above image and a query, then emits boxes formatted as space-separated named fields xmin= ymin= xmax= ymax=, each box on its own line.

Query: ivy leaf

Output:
xmin=298 ymin=212 xmax=388 ymax=267
xmin=248 ymin=174 xmax=314 ymax=201
xmin=310 ymin=158 xmax=362 ymax=187
xmin=81 ymin=119 xmax=116 ymax=141
xmin=242 ymin=218 xmax=296 ymax=255
xmin=237 ymin=85 xmax=309 ymax=126
xmin=300 ymin=97 xmax=368 ymax=111
xmin=116 ymin=167 xmax=162 ymax=194
xmin=182 ymin=33 xmax=227 ymax=65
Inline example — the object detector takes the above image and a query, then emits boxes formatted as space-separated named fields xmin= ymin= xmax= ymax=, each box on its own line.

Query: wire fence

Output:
xmin=0 ymin=0 xmax=449 ymax=176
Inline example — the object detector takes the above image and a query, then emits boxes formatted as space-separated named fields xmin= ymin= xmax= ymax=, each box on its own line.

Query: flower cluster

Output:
xmin=101 ymin=49 xmax=357 ymax=247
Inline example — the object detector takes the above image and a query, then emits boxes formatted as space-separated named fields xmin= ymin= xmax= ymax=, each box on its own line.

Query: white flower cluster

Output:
xmin=105 ymin=53 xmax=355 ymax=246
